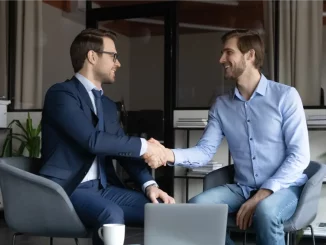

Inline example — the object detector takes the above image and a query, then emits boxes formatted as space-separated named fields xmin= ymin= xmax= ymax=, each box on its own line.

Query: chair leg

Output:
xmin=74 ymin=238 xmax=79 ymax=245
xmin=291 ymin=232 xmax=296 ymax=245
xmin=12 ymin=232 xmax=23 ymax=245
xmin=307 ymin=225 xmax=316 ymax=245
xmin=286 ymin=232 xmax=290 ymax=245
xmin=50 ymin=237 xmax=53 ymax=245
xmin=243 ymin=231 xmax=247 ymax=245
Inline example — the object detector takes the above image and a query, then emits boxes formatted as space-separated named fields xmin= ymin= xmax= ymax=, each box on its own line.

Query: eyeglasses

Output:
xmin=97 ymin=51 xmax=119 ymax=63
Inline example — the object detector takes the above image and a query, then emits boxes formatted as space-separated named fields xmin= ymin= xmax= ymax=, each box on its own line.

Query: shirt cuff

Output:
xmin=260 ymin=179 xmax=280 ymax=193
xmin=142 ymin=180 xmax=158 ymax=193
xmin=171 ymin=149 xmax=186 ymax=166
xmin=139 ymin=138 xmax=148 ymax=156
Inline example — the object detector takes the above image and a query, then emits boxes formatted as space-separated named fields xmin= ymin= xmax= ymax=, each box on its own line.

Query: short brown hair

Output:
xmin=70 ymin=28 xmax=117 ymax=73
xmin=221 ymin=29 xmax=265 ymax=69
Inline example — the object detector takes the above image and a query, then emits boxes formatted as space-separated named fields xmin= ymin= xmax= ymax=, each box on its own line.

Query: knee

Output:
xmin=188 ymin=191 xmax=212 ymax=204
xmin=98 ymin=205 xmax=124 ymax=225
xmin=254 ymin=200 xmax=278 ymax=225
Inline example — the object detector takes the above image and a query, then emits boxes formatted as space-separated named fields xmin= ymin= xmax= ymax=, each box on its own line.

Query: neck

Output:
xmin=78 ymin=69 xmax=102 ymax=90
xmin=236 ymin=69 xmax=261 ymax=100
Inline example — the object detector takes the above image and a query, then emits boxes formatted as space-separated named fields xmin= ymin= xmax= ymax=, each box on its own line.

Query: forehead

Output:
xmin=102 ymin=37 xmax=116 ymax=51
xmin=223 ymin=37 xmax=239 ymax=51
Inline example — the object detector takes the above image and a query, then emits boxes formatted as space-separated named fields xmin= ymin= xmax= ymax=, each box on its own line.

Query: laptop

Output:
xmin=144 ymin=203 xmax=228 ymax=245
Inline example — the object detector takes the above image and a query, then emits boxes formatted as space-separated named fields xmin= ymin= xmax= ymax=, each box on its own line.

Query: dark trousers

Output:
xmin=70 ymin=180 xmax=150 ymax=245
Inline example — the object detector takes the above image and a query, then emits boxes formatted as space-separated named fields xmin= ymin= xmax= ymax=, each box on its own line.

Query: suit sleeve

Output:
xmin=114 ymin=122 xmax=154 ymax=186
xmin=43 ymin=84 xmax=142 ymax=157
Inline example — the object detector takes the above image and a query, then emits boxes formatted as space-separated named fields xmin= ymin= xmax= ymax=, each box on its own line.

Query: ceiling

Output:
xmin=94 ymin=0 xmax=264 ymax=37
xmin=44 ymin=0 xmax=326 ymax=37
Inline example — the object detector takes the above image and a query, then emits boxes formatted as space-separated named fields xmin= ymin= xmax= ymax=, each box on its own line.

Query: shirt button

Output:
xmin=252 ymin=156 xmax=256 ymax=160
xmin=255 ymin=174 xmax=258 ymax=177
xmin=247 ymin=119 xmax=250 ymax=122
xmin=250 ymin=138 xmax=253 ymax=140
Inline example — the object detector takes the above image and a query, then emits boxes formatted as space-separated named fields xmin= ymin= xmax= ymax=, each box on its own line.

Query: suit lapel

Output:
xmin=102 ymin=97 xmax=110 ymax=131
xmin=72 ymin=76 xmax=97 ymax=125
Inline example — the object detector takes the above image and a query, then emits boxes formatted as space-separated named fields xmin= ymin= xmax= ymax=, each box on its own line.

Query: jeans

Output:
xmin=188 ymin=184 xmax=302 ymax=245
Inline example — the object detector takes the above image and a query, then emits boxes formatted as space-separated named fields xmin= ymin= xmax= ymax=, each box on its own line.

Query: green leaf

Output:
xmin=0 ymin=137 xmax=12 ymax=157
xmin=16 ymin=142 xmax=26 ymax=156
xmin=11 ymin=133 xmax=28 ymax=141
xmin=35 ymin=122 xmax=41 ymax=136
xmin=12 ymin=120 xmax=28 ymax=137
xmin=11 ymin=135 xmax=27 ymax=143
xmin=26 ymin=114 xmax=33 ymax=138
xmin=2 ymin=114 xmax=42 ymax=158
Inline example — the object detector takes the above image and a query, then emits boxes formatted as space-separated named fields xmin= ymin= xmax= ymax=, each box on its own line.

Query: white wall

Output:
xmin=42 ymin=3 xmax=85 ymax=101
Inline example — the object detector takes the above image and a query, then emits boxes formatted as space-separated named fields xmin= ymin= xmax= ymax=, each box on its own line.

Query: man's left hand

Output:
xmin=236 ymin=189 xmax=273 ymax=230
xmin=146 ymin=185 xmax=175 ymax=204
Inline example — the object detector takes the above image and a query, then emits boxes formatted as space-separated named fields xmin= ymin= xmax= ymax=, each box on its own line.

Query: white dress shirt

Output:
xmin=76 ymin=73 xmax=157 ymax=192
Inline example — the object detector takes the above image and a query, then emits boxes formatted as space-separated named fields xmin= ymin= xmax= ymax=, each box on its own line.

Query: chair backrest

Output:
xmin=203 ymin=164 xmax=234 ymax=191
xmin=0 ymin=157 xmax=88 ymax=237
xmin=284 ymin=161 xmax=326 ymax=231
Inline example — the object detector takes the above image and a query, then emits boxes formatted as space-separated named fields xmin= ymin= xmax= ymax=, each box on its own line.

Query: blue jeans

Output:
xmin=188 ymin=184 xmax=302 ymax=245
xmin=70 ymin=180 xmax=150 ymax=245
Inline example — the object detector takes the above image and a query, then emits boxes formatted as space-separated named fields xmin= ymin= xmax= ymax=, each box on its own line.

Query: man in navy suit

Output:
xmin=39 ymin=28 xmax=175 ymax=245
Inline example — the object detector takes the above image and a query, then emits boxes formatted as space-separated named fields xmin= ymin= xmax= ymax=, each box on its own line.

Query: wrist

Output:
xmin=146 ymin=183 xmax=159 ymax=192
xmin=254 ymin=189 xmax=272 ymax=201
xmin=165 ymin=148 xmax=175 ymax=163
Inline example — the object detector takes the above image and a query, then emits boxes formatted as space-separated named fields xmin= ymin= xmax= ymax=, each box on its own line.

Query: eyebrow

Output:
xmin=221 ymin=48 xmax=235 ymax=53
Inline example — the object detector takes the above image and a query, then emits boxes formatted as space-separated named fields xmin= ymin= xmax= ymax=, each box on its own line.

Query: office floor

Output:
xmin=0 ymin=219 xmax=325 ymax=245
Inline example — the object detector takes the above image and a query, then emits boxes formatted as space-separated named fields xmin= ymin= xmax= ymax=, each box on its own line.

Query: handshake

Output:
xmin=142 ymin=138 xmax=174 ymax=169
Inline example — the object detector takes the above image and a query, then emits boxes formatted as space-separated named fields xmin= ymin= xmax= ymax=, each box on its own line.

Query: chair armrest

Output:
xmin=0 ymin=160 xmax=88 ymax=237
xmin=203 ymin=165 xmax=234 ymax=191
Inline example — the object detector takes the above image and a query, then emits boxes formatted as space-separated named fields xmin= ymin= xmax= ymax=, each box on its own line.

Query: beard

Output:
xmin=224 ymin=57 xmax=246 ymax=81
xmin=94 ymin=69 xmax=115 ymax=84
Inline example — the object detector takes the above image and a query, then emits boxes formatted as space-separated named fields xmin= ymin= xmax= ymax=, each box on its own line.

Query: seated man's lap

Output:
xmin=188 ymin=184 xmax=246 ymax=213
xmin=188 ymin=184 xmax=302 ymax=223
xmin=70 ymin=181 xmax=150 ymax=227
xmin=253 ymin=185 xmax=302 ymax=225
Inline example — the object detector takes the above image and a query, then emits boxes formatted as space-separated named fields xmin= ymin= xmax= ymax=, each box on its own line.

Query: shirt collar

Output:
xmin=75 ymin=73 xmax=103 ymax=95
xmin=232 ymin=73 xmax=268 ymax=100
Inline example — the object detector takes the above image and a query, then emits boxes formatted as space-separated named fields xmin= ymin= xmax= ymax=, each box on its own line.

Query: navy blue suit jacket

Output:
xmin=39 ymin=76 xmax=154 ymax=196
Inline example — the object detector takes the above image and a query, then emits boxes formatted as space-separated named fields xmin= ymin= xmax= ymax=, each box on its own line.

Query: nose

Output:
xmin=219 ymin=54 xmax=226 ymax=64
xmin=115 ymin=59 xmax=121 ymax=68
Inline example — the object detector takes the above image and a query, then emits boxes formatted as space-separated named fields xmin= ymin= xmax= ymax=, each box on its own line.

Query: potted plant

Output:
xmin=1 ymin=112 xmax=41 ymax=158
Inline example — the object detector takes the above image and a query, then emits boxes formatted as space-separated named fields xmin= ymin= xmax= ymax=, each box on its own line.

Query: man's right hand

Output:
xmin=142 ymin=140 xmax=167 ymax=169
xmin=142 ymin=138 xmax=175 ymax=169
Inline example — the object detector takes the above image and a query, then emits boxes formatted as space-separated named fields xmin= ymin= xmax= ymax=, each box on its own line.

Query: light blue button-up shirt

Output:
xmin=172 ymin=74 xmax=310 ymax=199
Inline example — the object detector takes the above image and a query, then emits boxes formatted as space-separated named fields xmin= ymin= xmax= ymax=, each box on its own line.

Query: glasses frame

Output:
xmin=97 ymin=51 xmax=118 ymax=63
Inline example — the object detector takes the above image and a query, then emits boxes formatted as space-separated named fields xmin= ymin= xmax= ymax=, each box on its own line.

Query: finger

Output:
xmin=244 ymin=211 xmax=253 ymax=230
xmin=169 ymin=197 xmax=176 ymax=204
xmin=161 ymin=195 xmax=169 ymax=204
xmin=237 ymin=208 xmax=246 ymax=230
xmin=249 ymin=214 xmax=253 ymax=228
xmin=149 ymin=194 xmax=159 ymax=204
xmin=236 ymin=207 xmax=243 ymax=227
xmin=149 ymin=138 xmax=163 ymax=146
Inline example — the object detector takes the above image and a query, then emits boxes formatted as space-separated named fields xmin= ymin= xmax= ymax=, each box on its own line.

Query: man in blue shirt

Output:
xmin=147 ymin=29 xmax=310 ymax=245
